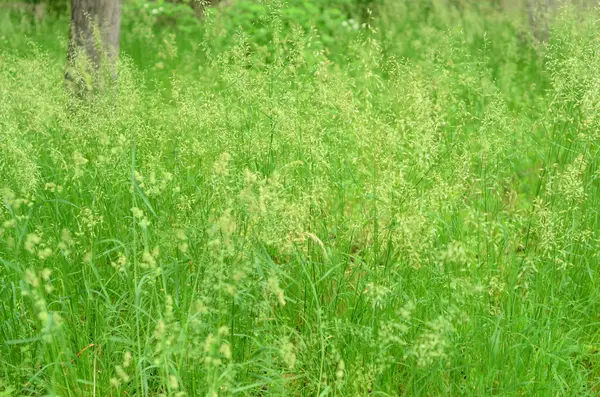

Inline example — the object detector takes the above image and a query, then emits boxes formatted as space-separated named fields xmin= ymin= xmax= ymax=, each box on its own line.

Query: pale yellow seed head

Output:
xmin=219 ymin=343 xmax=232 ymax=360
xmin=169 ymin=374 xmax=179 ymax=389
xmin=2 ymin=219 xmax=16 ymax=228
xmin=123 ymin=351 xmax=132 ymax=368
xmin=25 ymin=233 xmax=41 ymax=253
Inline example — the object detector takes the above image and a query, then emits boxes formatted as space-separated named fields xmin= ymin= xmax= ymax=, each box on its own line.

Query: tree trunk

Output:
xmin=66 ymin=0 xmax=121 ymax=94
xmin=526 ymin=0 xmax=596 ymax=41
xmin=527 ymin=0 xmax=557 ymax=41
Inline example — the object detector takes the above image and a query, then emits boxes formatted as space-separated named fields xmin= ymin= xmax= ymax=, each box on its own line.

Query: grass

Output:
xmin=1 ymin=0 xmax=600 ymax=395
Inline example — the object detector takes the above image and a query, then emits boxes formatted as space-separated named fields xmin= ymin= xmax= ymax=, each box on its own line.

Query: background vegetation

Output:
xmin=1 ymin=0 xmax=600 ymax=395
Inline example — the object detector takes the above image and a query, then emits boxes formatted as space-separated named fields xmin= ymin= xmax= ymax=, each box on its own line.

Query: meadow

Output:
xmin=1 ymin=0 xmax=600 ymax=395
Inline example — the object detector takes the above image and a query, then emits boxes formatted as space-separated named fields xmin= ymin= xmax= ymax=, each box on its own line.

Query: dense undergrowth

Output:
xmin=1 ymin=0 xmax=600 ymax=395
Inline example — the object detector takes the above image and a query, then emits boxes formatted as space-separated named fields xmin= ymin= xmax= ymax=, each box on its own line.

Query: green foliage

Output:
xmin=212 ymin=0 xmax=350 ymax=48
xmin=1 ymin=0 xmax=600 ymax=396
xmin=124 ymin=0 xmax=201 ymax=33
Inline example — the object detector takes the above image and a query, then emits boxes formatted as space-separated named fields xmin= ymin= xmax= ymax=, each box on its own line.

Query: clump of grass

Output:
xmin=1 ymin=0 xmax=600 ymax=395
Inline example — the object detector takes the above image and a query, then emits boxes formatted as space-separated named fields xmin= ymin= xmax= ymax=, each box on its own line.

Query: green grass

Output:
xmin=1 ymin=0 xmax=600 ymax=395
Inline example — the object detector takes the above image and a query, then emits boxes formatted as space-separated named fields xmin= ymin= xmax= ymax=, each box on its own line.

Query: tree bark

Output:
xmin=66 ymin=0 xmax=121 ymax=93
xmin=526 ymin=0 xmax=596 ymax=41
xmin=527 ymin=0 xmax=557 ymax=41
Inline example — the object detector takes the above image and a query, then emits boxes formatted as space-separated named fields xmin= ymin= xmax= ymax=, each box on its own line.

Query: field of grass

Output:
xmin=1 ymin=0 xmax=600 ymax=395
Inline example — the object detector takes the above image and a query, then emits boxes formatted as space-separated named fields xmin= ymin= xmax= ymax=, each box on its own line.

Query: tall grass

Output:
xmin=1 ymin=0 xmax=600 ymax=395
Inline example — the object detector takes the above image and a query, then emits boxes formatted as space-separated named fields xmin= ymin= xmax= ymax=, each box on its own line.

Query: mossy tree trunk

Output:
xmin=65 ymin=0 xmax=121 ymax=94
